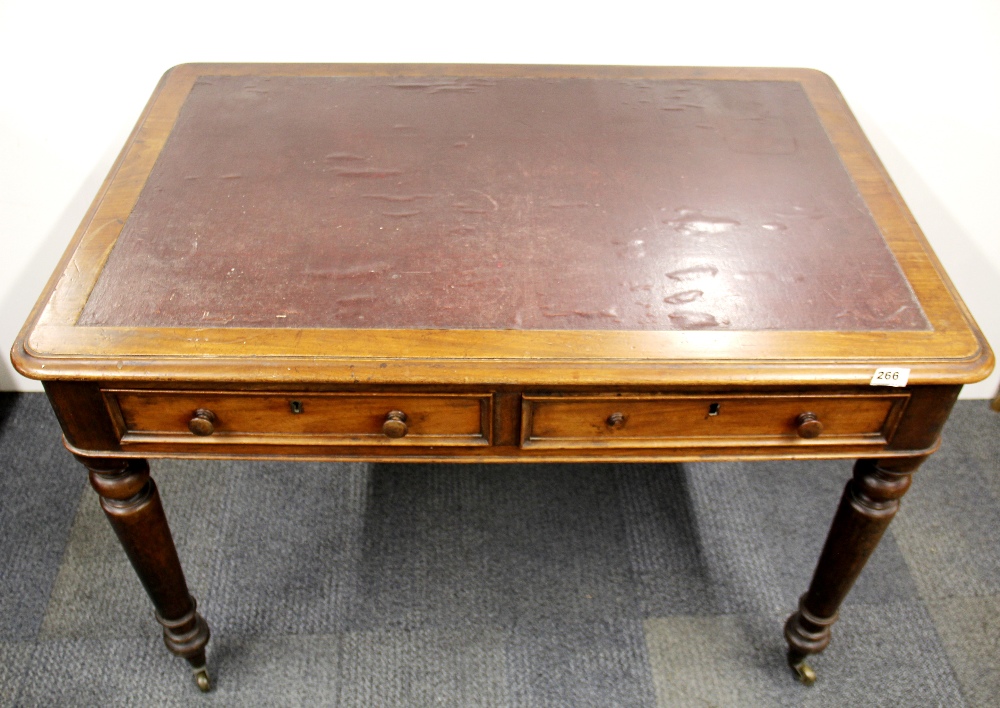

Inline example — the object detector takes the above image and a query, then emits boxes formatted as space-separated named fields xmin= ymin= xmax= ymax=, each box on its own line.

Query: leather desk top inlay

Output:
xmin=79 ymin=74 xmax=928 ymax=332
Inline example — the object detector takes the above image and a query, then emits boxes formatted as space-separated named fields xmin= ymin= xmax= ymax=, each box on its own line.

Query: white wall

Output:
xmin=2 ymin=1 xmax=997 ymax=397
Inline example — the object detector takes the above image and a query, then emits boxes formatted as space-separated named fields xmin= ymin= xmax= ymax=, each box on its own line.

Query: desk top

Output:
xmin=13 ymin=64 xmax=992 ymax=387
xmin=80 ymin=73 xmax=924 ymax=333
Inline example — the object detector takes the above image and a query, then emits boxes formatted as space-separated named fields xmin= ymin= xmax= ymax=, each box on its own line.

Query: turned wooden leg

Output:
xmin=81 ymin=456 xmax=212 ymax=692
xmin=784 ymin=456 xmax=923 ymax=684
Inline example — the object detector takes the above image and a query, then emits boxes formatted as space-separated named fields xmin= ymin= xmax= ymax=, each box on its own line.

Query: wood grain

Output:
xmin=106 ymin=389 xmax=491 ymax=446
xmin=520 ymin=393 xmax=906 ymax=449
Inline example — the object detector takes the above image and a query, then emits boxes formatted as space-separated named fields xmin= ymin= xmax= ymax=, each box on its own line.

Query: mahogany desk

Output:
xmin=12 ymin=64 xmax=992 ymax=692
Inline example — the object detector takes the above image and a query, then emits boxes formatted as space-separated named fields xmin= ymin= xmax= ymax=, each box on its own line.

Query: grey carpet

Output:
xmin=1 ymin=392 xmax=997 ymax=707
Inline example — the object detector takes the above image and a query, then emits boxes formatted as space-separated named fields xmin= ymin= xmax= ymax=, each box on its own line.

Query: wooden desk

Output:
xmin=12 ymin=64 xmax=992 ymax=692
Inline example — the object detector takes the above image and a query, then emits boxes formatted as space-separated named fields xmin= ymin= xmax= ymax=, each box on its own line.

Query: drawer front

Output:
xmin=106 ymin=390 xmax=492 ymax=447
xmin=521 ymin=393 xmax=908 ymax=449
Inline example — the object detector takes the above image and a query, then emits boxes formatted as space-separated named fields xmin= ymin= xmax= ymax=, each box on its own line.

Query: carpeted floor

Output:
xmin=1 ymin=392 xmax=997 ymax=707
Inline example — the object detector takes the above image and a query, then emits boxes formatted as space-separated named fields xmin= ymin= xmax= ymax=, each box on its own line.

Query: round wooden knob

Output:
xmin=795 ymin=412 xmax=823 ymax=439
xmin=382 ymin=410 xmax=408 ymax=438
xmin=188 ymin=409 xmax=216 ymax=436
xmin=607 ymin=412 xmax=626 ymax=430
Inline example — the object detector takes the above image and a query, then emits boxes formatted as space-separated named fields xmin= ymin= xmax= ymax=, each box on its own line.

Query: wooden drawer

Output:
xmin=105 ymin=390 xmax=492 ymax=447
xmin=521 ymin=393 xmax=908 ymax=450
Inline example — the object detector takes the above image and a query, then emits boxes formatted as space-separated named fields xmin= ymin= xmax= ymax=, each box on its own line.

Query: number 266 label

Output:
xmin=870 ymin=367 xmax=910 ymax=387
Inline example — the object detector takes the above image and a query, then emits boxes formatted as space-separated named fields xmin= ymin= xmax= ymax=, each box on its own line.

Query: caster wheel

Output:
xmin=194 ymin=667 xmax=211 ymax=692
xmin=791 ymin=660 xmax=816 ymax=685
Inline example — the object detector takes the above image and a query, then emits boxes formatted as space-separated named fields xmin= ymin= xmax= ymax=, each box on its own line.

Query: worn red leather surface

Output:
xmin=80 ymin=75 xmax=927 ymax=331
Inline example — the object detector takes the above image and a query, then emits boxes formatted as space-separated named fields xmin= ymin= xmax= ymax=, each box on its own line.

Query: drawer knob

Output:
xmin=795 ymin=412 xmax=823 ymax=439
xmin=382 ymin=410 xmax=408 ymax=438
xmin=188 ymin=409 xmax=217 ymax=436
xmin=607 ymin=412 xmax=627 ymax=430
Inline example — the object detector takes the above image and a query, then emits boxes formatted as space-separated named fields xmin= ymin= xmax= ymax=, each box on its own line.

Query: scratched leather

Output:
xmin=79 ymin=75 xmax=928 ymax=332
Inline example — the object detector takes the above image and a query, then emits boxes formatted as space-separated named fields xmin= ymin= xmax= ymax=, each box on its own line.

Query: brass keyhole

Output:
xmin=290 ymin=400 xmax=304 ymax=414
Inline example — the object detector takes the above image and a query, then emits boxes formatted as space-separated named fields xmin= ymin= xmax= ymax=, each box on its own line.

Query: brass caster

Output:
xmin=193 ymin=667 xmax=211 ymax=692
xmin=791 ymin=660 xmax=817 ymax=685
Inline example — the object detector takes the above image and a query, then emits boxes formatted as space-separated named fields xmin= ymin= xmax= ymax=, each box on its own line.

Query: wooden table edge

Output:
xmin=11 ymin=336 xmax=994 ymax=387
